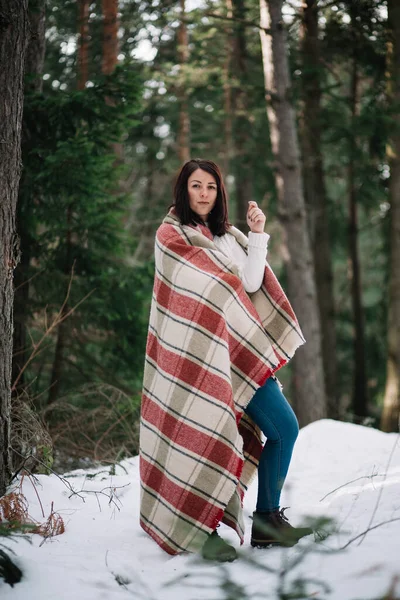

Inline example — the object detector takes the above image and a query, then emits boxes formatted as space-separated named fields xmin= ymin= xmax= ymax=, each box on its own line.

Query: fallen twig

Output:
xmin=340 ymin=518 xmax=400 ymax=550
xmin=319 ymin=470 xmax=386 ymax=502
xmin=67 ymin=483 xmax=131 ymax=512
xmin=357 ymin=436 xmax=399 ymax=547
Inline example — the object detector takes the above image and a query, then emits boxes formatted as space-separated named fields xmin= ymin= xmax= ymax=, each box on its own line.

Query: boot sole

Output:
xmin=202 ymin=553 xmax=238 ymax=562
xmin=251 ymin=538 xmax=297 ymax=548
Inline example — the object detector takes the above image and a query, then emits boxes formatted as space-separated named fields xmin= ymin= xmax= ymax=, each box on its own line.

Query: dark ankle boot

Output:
xmin=251 ymin=508 xmax=313 ymax=548
xmin=201 ymin=529 xmax=237 ymax=562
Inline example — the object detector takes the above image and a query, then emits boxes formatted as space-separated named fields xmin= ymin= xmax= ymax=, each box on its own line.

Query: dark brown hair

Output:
xmin=173 ymin=159 xmax=230 ymax=236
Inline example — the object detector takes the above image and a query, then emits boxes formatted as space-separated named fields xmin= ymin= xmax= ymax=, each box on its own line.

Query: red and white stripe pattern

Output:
xmin=139 ymin=212 xmax=305 ymax=555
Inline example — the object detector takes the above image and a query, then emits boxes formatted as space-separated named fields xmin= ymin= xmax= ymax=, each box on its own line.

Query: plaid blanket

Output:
xmin=139 ymin=211 xmax=305 ymax=555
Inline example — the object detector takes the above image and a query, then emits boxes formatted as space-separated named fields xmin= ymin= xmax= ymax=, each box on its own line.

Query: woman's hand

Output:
xmin=246 ymin=201 xmax=266 ymax=233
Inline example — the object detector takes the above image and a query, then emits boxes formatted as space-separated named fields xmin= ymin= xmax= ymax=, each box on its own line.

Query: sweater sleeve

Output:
xmin=212 ymin=230 xmax=270 ymax=293
xmin=237 ymin=232 xmax=270 ymax=293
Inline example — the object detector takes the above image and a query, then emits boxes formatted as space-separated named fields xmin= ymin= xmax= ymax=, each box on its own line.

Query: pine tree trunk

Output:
xmin=12 ymin=0 xmax=46 ymax=396
xmin=300 ymin=0 xmax=338 ymax=418
xmin=25 ymin=0 xmax=46 ymax=93
xmin=232 ymin=0 xmax=253 ymax=231
xmin=48 ymin=0 xmax=90 ymax=407
xmin=47 ymin=2 xmax=93 ymax=408
xmin=348 ymin=21 xmax=368 ymax=420
xmin=77 ymin=0 xmax=90 ymax=90
xmin=102 ymin=0 xmax=118 ymax=75
xmin=47 ymin=208 xmax=73 ymax=407
xmin=48 ymin=311 xmax=69 ymax=405
xmin=12 ymin=245 xmax=30 ymax=396
xmin=177 ymin=0 xmax=190 ymax=164
xmin=221 ymin=0 xmax=233 ymax=178
xmin=0 ymin=0 xmax=29 ymax=495
xmin=381 ymin=0 xmax=400 ymax=432
xmin=259 ymin=0 xmax=327 ymax=425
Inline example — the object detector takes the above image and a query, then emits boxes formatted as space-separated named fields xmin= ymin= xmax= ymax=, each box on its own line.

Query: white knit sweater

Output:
xmin=213 ymin=231 xmax=270 ymax=293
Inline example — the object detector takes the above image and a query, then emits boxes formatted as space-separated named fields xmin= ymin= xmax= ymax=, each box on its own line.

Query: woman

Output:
xmin=139 ymin=159 xmax=312 ymax=562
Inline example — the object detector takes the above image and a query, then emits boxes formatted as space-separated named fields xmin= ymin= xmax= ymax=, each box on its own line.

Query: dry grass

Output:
xmin=42 ymin=383 xmax=140 ymax=470
xmin=11 ymin=394 xmax=53 ymax=473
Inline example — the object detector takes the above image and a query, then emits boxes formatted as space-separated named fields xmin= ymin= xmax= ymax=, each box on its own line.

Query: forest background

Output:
xmin=1 ymin=0 xmax=399 ymax=481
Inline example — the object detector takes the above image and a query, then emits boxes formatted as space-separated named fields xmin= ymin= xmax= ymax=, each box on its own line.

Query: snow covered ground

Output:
xmin=1 ymin=419 xmax=400 ymax=600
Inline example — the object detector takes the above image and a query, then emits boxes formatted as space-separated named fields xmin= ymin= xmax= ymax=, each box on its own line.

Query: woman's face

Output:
xmin=187 ymin=168 xmax=218 ymax=219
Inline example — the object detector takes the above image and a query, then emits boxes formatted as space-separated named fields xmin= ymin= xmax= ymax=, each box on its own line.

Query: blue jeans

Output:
xmin=244 ymin=377 xmax=299 ymax=512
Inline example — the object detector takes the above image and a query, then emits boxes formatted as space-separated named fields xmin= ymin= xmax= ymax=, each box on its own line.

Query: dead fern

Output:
xmin=0 ymin=492 xmax=30 ymax=529
xmin=0 ymin=478 xmax=65 ymax=541
xmin=32 ymin=502 xmax=65 ymax=539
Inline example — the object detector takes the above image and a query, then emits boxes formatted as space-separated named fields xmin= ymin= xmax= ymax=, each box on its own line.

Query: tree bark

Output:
xmin=232 ymin=0 xmax=253 ymax=230
xmin=348 ymin=10 xmax=368 ymax=420
xmin=12 ymin=0 xmax=47 ymax=396
xmin=48 ymin=312 xmax=69 ymax=406
xmin=300 ymin=0 xmax=338 ymax=418
xmin=48 ymin=2 xmax=89 ymax=407
xmin=102 ymin=0 xmax=119 ymax=75
xmin=381 ymin=0 xmax=400 ymax=432
xmin=47 ymin=207 xmax=73 ymax=408
xmin=77 ymin=0 xmax=90 ymax=90
xmin=0 ymin=0 xmax=29 ymax=495
xmin=177 ymin=0 xmax=190 ymax=164
xmin=25 ymin=0 xmax=46 ymax=93
xmin=221 ymin=0 xmax=233 ymax=179
xmin=259 ymin=0 xmax=327 ymax=425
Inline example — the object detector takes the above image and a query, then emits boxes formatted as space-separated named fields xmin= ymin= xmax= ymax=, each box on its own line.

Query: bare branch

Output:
xmin=67 ymin=483 xmax=130 ymax=512
xmin=14 ymin=268 xmax=45 ymax=292
xmin=203 ymin=11 xmax=272 ymax=34
xmin=340 ymin=517 xmax=400 ymax=550
xmin=11 ymin=263 xmax=96 ymax=392
xmin=11 ymin=448 xmax=85 ymax=501
xmin=319 ymin=471 xmax=387 ymax=502
xmin=356 ymin=436 xmax=400 ymax=547
xmin=22 ymin=474 xmax=46 ymax=519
